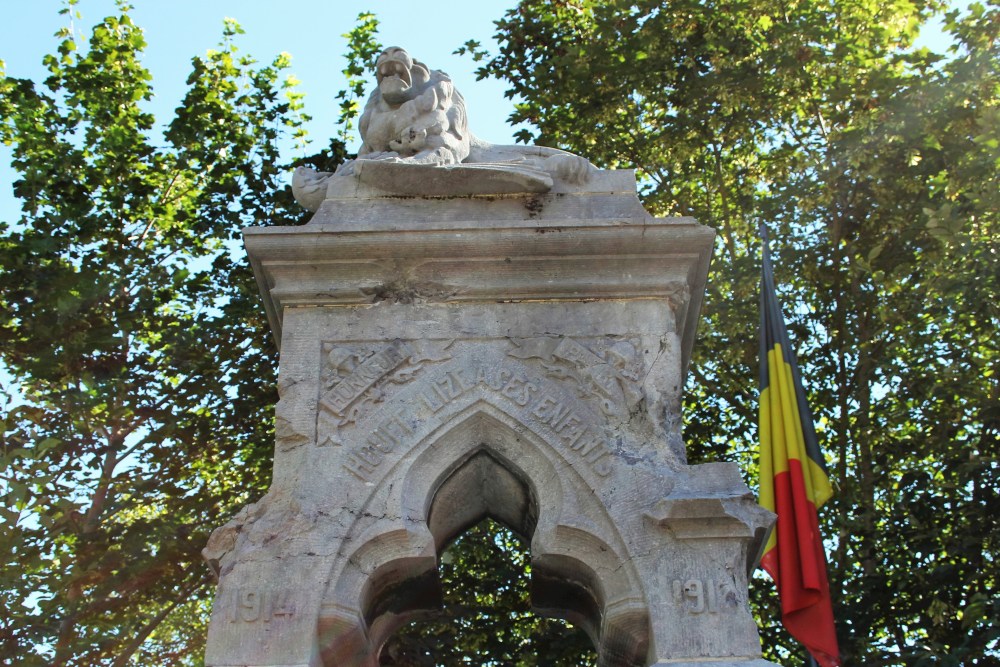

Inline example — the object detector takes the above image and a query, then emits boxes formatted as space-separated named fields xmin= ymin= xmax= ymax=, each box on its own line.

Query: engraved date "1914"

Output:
xmin=227 ymin=587 xmax=296 ymax=623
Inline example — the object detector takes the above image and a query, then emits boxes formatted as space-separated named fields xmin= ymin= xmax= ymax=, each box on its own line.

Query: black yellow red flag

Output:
xmin=758 ymin=229 xmax=840 ymax=666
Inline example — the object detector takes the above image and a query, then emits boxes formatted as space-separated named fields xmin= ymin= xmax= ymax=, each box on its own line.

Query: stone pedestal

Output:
xmin=203 ymin=170 xmax=778 ymax=667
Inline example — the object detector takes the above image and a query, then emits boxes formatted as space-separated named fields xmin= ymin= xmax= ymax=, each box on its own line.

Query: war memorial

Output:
xmin=202 ymin=47 xmax=780 ymax=667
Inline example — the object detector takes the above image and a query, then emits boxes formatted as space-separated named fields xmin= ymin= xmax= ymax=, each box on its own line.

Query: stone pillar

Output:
xmin=203 ymin=169 xmax=778 ymax=667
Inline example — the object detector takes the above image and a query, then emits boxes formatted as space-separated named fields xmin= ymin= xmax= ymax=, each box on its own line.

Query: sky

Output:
xmin=0 ymin=0 xmax=523 ymax=148
xmin=0 ymin=0 xmax=524 ymax=230
xmin=0 ymin=0 xmax=969 ymax=212
xmin=0 ymin=0 xmax=972 ymax=280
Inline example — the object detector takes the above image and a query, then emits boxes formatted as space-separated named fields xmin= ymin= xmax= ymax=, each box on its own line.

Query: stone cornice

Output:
xmin=244 ymin=212 xmax=713 ymax=379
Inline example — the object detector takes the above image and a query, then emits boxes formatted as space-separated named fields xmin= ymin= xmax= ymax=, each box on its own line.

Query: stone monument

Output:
xmin=203 ymin=47 xmax=779 ymax=667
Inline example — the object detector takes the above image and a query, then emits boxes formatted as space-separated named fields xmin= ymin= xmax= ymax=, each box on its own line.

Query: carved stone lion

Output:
xmin=293 ymin=47 xmax=594 ymax=210
xmin=358 ymin=47 xmax=470 ymax=166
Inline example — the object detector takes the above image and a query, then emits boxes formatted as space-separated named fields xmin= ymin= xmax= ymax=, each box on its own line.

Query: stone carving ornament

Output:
xmin=316 ymin=339 xmax=452 ymax=446
xmin=292 ymin=47 xmax=595 ymax=205
xmin=508 ymin=336 xmax=645 ymax=419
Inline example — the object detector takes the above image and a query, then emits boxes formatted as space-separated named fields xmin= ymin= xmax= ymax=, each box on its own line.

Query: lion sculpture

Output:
xmin=293 ymin=47 xmax=593 ymax=211
xmin=359 ymin=47 xmax=469 ymax=166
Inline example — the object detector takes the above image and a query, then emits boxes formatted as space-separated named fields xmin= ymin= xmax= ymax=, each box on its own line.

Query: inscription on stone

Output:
xmin=671 ymin=578 xmax=739 ymax=615
xmin=342 ymin=360 xmax=616 ymax=482
xmin=227 ymin=587 xmax=296 ymax=623
xmin=321 ymin=342 xmax=410 ymax=416
xmin=340 ymin=412 xmax=415 ymax=481
xmin=317 ymin=339 xmax=452 ymax=446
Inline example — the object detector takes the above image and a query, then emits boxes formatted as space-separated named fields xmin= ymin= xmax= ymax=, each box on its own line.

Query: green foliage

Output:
xmin=0 ymin=5 xmax=331 ymax=665
xmin=3 ymin=1 xmax=998 ymax=665
xmin=472 ymin=0 xmax=1000 ymax=664
xmin=336 ymin=12 xmax=382 ymax=140
xmin=383 ymin=520 xmax=595 ymax=666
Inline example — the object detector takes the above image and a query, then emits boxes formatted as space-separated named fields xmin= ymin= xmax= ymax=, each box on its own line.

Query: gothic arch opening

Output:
xmin=381 ymin=518 xmax=597 ymax=666
xmin=381 ymin=448 xmax=599 ymax=665
xmin=427 ymin=449 xmax=538 ymax=552
xmin=318 ymin=408 xmax=650 ymax=667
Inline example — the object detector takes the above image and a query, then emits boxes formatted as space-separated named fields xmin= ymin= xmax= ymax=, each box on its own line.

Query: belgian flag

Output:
xmin=758 ymin=230 xmax=840 ymax=667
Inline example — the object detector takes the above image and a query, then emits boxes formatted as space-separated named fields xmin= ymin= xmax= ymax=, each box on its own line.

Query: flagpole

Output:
xmin=758 ymin=220 xmax=770 ymax=246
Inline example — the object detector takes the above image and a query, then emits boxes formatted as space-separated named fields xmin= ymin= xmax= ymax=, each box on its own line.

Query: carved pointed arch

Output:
xmin=316 ymin=401 xmax=650 ymax=666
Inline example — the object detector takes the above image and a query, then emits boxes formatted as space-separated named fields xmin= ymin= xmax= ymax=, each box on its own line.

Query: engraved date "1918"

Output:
xmin=671 ymin=578 xmax=738 ymax=614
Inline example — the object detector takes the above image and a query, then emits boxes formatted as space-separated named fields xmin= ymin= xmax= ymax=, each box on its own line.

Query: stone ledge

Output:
xmin=244 ymin=217 xmax=714 ymax=377
xmin=309 ymin=168 xmax=647 ymax=226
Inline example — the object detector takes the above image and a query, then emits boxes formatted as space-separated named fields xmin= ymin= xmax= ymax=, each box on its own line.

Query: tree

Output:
xmin=1 ymin=5 xmax=591 ymax=664
xmin=468 ymin=0 xmax=999 ymax=664
xmin=0 ymin=3 xmax=320 ymax=664
xmin=383 ymin=521 xmax=596 ymax=666
xmin=5 ymin=1 xmax=997 ymax=665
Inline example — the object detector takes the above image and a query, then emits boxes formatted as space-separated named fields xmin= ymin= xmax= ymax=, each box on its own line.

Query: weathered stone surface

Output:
xmin=207 ymin=42 xmax=780 ymax=667
xmin=203 ymin=178 xmax=780 ymax=665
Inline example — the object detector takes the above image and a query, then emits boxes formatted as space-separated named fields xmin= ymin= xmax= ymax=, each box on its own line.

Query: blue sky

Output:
xmin=0 ymin=1 xmax=523 ymax=150
xmin=0 ymin=0 xmax=969 ymax=228
xmin=0 ymin=1 xmax=523 ymax=234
